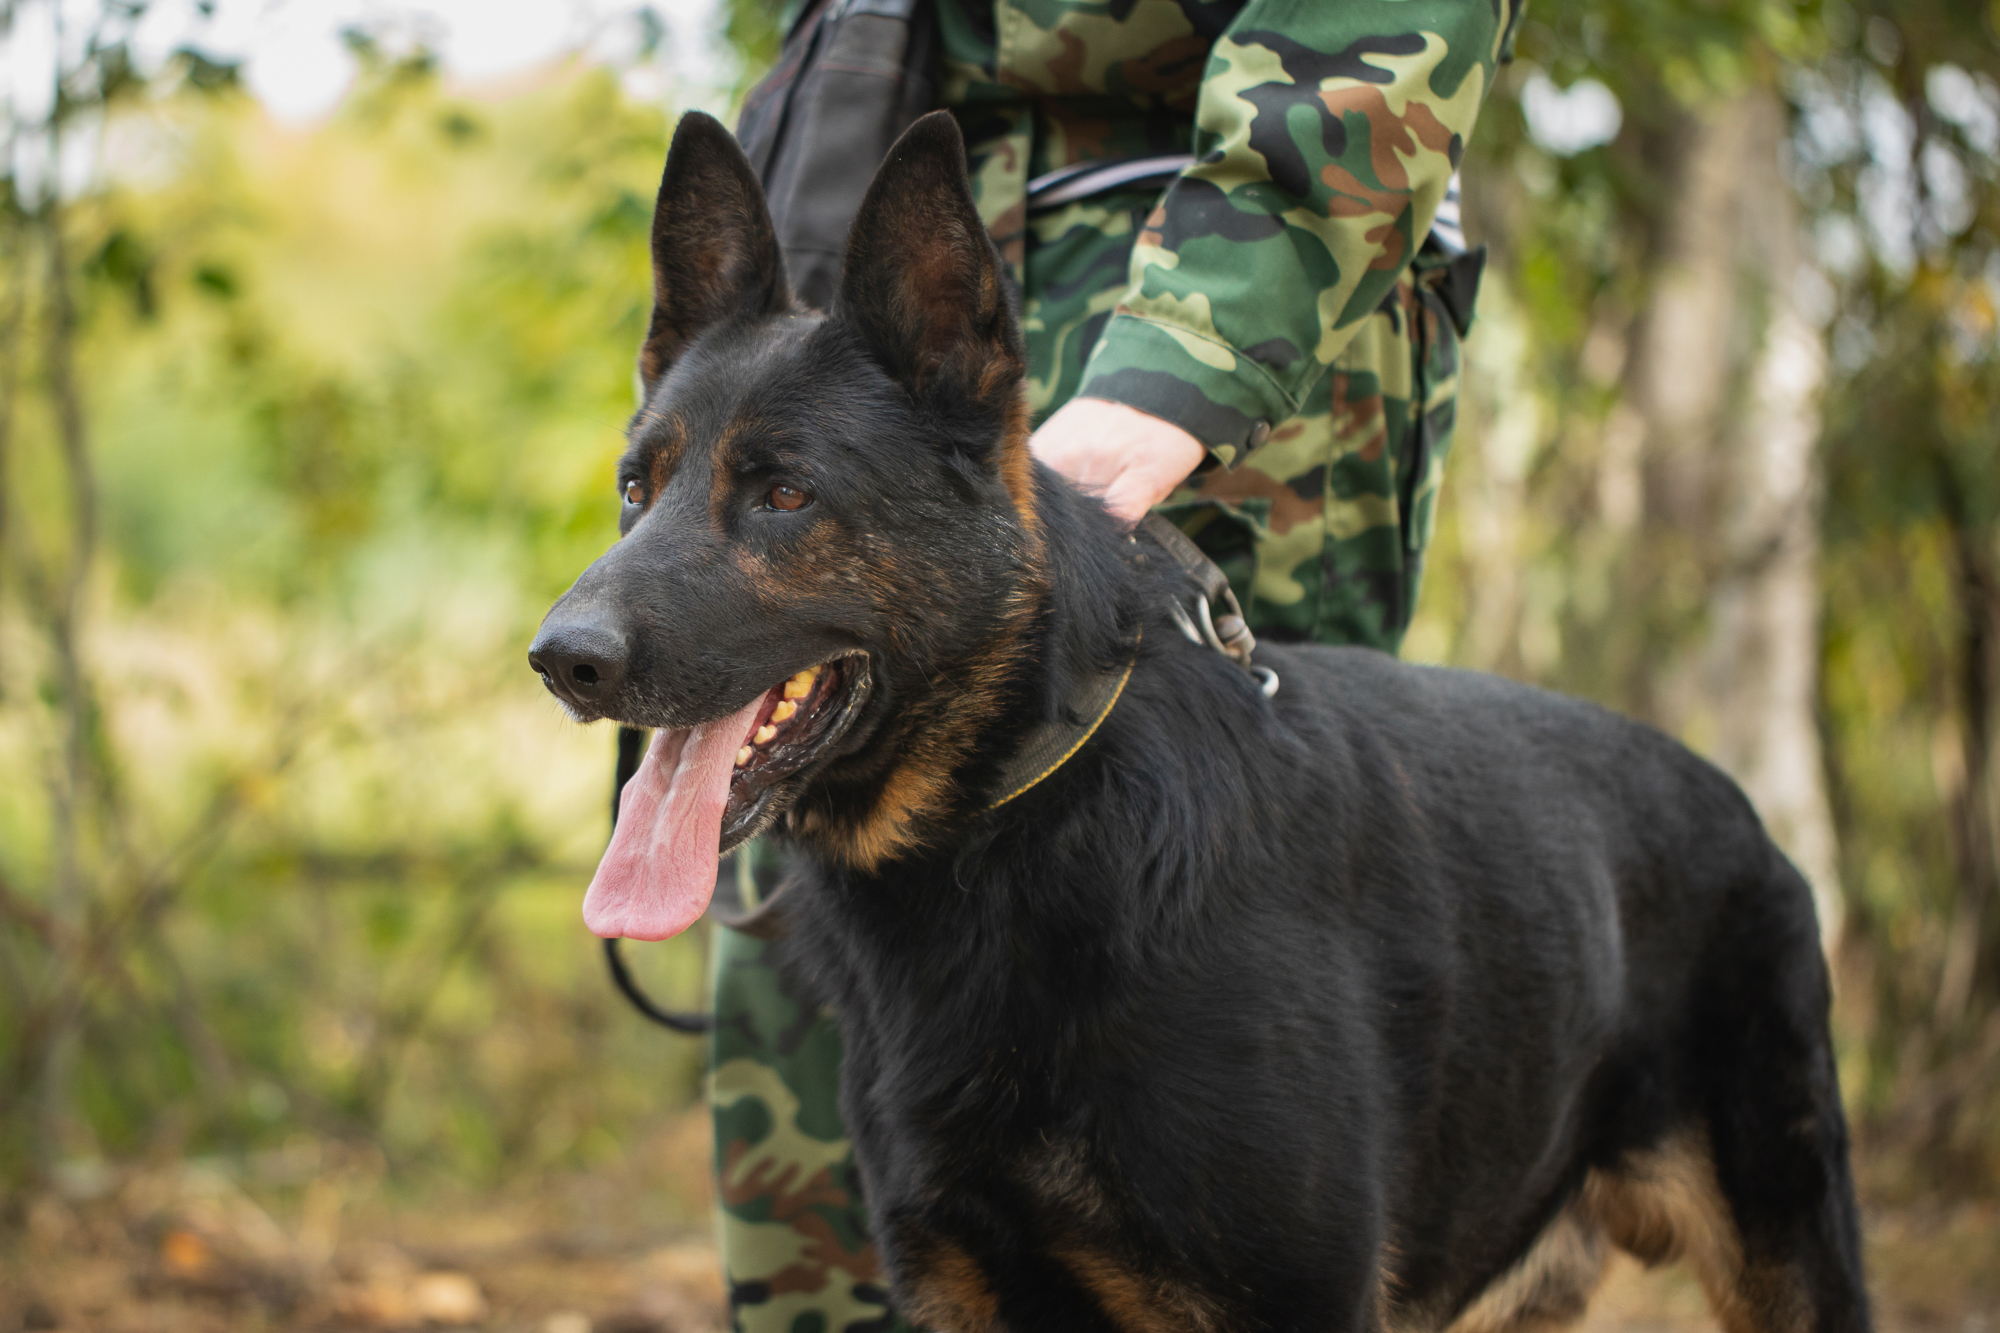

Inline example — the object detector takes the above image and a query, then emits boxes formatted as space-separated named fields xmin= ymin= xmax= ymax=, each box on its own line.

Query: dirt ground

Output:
xmin=4 ymin=1115 xmax=1996 ymax=1333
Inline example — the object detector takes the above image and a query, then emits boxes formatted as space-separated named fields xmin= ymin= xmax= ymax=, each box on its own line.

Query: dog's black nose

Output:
xmin=529 ymin=620 xmax=628 ymax=703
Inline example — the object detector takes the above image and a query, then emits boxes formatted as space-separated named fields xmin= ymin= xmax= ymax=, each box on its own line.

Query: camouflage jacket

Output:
xmin=938 ymin=0 xmax=1522 ymax=468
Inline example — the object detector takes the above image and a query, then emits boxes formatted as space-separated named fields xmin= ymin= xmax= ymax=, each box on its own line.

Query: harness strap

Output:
xmin=1026 ymin=155 xmax=1195 ymax=212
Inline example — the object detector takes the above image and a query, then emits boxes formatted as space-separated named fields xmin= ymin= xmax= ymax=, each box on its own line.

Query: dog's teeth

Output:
xmin=736 ymin=746 xmax=753 ymax=767
xmin=772 ymin=700 xmax=797 ymax=723
xmin=755 ymin=725 xmax=778 ymax=745
xmin=784 ymin=672 xmax=813 ymax=699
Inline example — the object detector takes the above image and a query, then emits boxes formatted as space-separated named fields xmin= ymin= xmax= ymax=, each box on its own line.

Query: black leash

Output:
xmin=603 ymin=931 xmax=711 ymax=1034
xmin=602 ymin=724 xmax=715 ymax=1034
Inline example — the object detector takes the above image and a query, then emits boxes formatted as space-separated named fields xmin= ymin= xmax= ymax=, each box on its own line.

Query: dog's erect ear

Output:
xmin=837 ymin=112 xmax=1024 ymax=417
xmin=639 ymin=112 xmax=790 ymax=394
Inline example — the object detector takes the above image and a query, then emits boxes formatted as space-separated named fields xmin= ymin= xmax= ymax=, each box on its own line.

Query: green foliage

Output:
xmin=0 ymin=57 xmax=712 ymax=1190
xmin=721 ymin=0 xmax=786 ymax=100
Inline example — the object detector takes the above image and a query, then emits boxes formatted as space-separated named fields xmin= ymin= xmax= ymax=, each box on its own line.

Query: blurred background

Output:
xmin=0 ymin=0 xmax=1995 ymax=1329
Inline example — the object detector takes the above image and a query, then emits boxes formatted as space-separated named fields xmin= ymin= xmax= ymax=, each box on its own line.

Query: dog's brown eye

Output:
xmin=623 ymin=480 xmax=643 ymax=506
xmin=768 ymin=484 xmax=810 ymax=512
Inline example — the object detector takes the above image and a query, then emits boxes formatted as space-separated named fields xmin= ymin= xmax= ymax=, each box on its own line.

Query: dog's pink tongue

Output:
xmin=583 ymin=697 xmax=764 ymax=941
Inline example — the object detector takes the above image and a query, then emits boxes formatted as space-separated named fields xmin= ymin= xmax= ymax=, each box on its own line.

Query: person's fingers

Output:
xmin=1028 ymin=398 xmax=1208 ymax=525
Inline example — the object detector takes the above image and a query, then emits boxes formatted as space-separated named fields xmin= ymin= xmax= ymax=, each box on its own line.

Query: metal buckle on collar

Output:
xmin=1141 ymin=514 xmax=1279 ymax=698
xmin=1166 ymin=588 xmax=1279 ymax=698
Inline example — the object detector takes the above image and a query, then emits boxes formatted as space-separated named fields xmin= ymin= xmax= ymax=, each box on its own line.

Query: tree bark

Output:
xmin=1934 ymin=476 xmax=1999 ymax=1028
xmin=1622 ymin=91 xmax=1846 ymax=948
xmin=1701 ymin=95 xmax=1845 ymax=946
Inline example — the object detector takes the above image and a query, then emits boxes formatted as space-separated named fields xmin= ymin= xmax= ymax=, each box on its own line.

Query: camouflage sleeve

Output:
xmin=1074 ymin=0 xmax=1521 ymax=468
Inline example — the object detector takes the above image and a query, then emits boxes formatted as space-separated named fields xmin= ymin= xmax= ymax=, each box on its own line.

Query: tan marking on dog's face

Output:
xmin=835 ymin=758 xmax=956 ymax=871
xmin=707 ymin=415 xmax=753 ymax=520
xmin=803 ymin=543 xmax=1050 ymax=872
xmin=731 ymin=545 xmax=774 ymax=584
xmin=900 ymin=1239 xmax=1001 ymax=1333
xmin=641 ymin=413 xmax=688 ymax=502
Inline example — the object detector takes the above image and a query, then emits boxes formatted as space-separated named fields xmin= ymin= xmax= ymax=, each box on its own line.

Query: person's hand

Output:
xmin=1028 ymin=397 xmax=1208 ymax=526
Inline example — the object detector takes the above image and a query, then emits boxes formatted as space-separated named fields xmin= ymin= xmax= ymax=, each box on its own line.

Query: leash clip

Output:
xmin=1168 ymin=588 xmax=1280 ymax=698
xmin=1144 ymin=514 xmax=1279 ymax=698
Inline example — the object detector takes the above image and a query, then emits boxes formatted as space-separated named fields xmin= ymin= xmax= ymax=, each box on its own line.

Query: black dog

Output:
xmin=530 ymin=110 xmax=1870 ymax=1333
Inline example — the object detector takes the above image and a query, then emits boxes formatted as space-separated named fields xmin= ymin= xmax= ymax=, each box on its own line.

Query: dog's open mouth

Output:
xmin=581 ymin=655 xmax=870 ymax=940
xmin=721 ymin=654 xmax=871 ymax=848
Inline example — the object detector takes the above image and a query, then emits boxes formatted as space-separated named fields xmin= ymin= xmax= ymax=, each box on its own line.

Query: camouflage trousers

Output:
xmin=710 ymin=193 xmax=1477 ymax=1333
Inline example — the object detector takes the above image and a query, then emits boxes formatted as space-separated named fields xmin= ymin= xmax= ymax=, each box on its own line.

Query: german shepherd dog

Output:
xmin=530 ymin=110 xmax=1870 ymax=1333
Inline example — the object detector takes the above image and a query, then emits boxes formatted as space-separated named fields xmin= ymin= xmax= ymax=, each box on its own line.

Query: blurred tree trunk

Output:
xmin=31 ymin=129 xmax=102 ymax=1174
xmin=1620 ymin=91 xmax=1845 ymax=945
xmin=1703 ymin=97 xmax=1845 ymax=946
xmin=1933 ymin=432 xmax=2000 ymax=1028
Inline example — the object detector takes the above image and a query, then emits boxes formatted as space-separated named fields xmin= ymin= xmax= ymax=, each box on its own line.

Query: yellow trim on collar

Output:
xmin=984 ymin=647 xmax=1138 ymax=812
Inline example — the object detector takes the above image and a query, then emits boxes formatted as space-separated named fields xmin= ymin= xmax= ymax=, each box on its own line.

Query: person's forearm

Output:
xmin=1074 ymin=0 xmax=1521 ymax=466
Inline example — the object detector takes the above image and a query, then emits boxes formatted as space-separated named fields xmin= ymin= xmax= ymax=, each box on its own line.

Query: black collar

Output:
xmin=982 ymin=633 xmax=1139 ymax=811
xmin=980 ymin=515 xmax=1279 ymax=810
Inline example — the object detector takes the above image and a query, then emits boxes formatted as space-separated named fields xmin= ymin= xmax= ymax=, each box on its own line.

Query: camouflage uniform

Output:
xmin=712 ymin=2 xmax=1521 ymax=1327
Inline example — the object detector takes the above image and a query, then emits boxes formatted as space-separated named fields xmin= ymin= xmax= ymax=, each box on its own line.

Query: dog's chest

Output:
xmin=806 ymin=873 xmax=1229 ymax=1327
xmin=829 ymin=1011 xmax=1182 ymax=1327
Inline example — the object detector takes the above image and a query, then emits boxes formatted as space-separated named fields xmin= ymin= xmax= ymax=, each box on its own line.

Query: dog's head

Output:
xmin=529 ymin=110 xmax=1039 ymax=939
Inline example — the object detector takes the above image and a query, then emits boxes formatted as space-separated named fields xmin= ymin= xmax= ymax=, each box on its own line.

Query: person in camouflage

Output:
xmin=710 ymin=1 xmax=1521 ymax=1327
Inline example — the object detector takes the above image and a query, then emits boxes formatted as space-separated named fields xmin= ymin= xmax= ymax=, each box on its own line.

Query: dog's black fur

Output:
xmin=533 ymin=111 xmax=1871 ymax=1333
